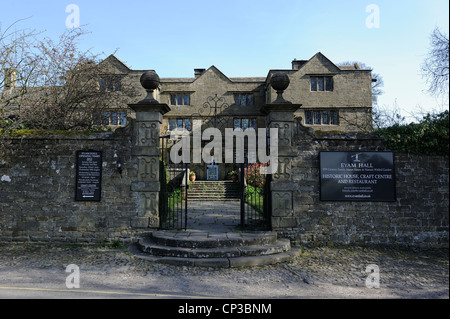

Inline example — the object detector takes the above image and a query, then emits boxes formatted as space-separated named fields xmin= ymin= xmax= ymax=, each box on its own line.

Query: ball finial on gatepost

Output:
xmin=270 ymin=72 xmax=292 ymax=104
xmin=138 ymin=70 xmax=160 ymax=104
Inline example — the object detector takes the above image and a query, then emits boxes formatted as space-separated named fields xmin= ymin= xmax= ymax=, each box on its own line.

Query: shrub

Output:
xmin=245 ymin=162 xmax=268 ymax=189
xmin=374 ymin=110 xmax=449 ymax=155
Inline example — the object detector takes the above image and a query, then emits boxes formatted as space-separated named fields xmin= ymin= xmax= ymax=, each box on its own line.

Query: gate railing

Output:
xmin=159 ymin=135 xmax=188 ymax=230
xmin=240 ymin=162 xmax=271 ymax=230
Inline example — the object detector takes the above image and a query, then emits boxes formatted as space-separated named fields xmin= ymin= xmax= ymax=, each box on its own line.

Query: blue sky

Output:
xmin=1 ymin=0 xmax=448 ymax=121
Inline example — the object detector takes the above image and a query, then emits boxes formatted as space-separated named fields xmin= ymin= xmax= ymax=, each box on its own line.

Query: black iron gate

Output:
xmin=159 ymin=135 xmax=189 ymax=230
xmin=239 ymin=161 xmax=271 ymax=230
xmin=158 ymin=94 xmax=272 ymax=231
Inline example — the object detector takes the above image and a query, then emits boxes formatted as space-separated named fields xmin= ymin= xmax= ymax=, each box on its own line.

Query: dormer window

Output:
xmin=310 ymin=76 xmax=333 ymax=92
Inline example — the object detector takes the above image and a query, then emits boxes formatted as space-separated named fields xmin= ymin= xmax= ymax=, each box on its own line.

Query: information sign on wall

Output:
xmin=75 ymin=151 xmax=102 ymax=201
xmin=320 ymin=151 xmax=396 ymax=201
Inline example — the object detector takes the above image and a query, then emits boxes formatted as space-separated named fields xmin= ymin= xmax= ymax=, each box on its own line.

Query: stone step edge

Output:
xmin=130 ymin=244 xmax=301 ymax=268
xmin=137 ymin=238 xmax=291 ymax=258
xmin=147 ymin=231 xmax=278 ymax=248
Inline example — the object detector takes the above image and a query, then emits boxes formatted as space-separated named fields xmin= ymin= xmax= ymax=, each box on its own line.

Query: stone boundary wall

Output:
xmin=1 ymin=127 xmax=448 ymax=247
xmin=277 ymin=132 xmax=449 ymax=248
xmin=0 ymin=128 xmax=143 ymax=243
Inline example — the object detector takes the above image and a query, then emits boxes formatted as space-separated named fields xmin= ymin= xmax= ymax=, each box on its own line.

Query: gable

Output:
xmin=99 ymin=55 xmax=131 ymax=74
xmin=300 ymin=52 xmax=341 ymax=75
xmin=193 ymin=65 xmax=232 ymax=84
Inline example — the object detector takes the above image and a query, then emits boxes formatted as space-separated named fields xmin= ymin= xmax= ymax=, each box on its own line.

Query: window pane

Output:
xmin=326 ymin=77 xmax=333 ymax=91
xmin=170 ymin=95 xmax=176 ymax=105
xmin=184 ymin=119 xmax=191 ymax=131
xmin=242 ymin=119 xmax=248 ymax=130
xmin=247 ymin=94 xmax=253 ymax=106
xmin=119 ymin=112 xmax=127 ymax=126
xmin=313 ymin=111 xmax=321 ymax=124
xmin=234 ymin=119 xmax=241 ymax=130
xmin=110 ymin=112 xmax=118 ymax=125
xmin=183 ymin=95 xmax=190 ymax=105
xmin=241 ymin=95 xmax=246 ymax=106
xmin=330 ymin=111 xmax=339 ymax=125
xmin=177 ymin=118 xmax=183 ymax=130
xmin=169 ymin=119 xmax=176 ymax=131
xmin=177 ymin=95 xmax=183 ymax=105
xmin=305 ymin=111 xmax=312 ymax=124
xmin=310 ymin=77 xmax=317 ymax=91
xmin=234 ymin=94 xmax=240 ymax=105
xmin=318 ymin=77 xmax=324 ymax=91
xmin=322 ymin=111 xmax=329 ymax=124
xmin=249 ymin=119 xmax=256 ymax=130
xmin=101 ymin=112 xmax=110 ymax=125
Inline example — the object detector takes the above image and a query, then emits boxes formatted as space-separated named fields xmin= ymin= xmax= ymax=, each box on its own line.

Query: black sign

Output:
xmin=75 ymin=151 xmax=102 ymax=201
xmin=320 ymin=151 xmax=396 ymax=201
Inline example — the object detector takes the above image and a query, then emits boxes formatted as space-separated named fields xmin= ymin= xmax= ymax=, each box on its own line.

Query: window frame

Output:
xmin=304 ymin=110 xmax=339 ymax=126
xmin=168 ymin=118 xmax=192 ymax=131
xmin=96 ymin=110 xmax=127 ymax=126
xmin=99 ymin=76 xmax=122 ymax=92
xmin=169 ymin=93 xmax=191 ymax=106
xmin=310 ymin=76 xmax=334 ymax=92
xmin=233 ymin=93 xmax=254 ymax=106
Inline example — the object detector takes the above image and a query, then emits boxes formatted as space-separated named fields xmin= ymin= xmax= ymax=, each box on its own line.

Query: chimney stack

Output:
xmin=291 ymin=59 xmax=307 ymax=70
xmin=194 ymin=68 xmax=206 ymax=78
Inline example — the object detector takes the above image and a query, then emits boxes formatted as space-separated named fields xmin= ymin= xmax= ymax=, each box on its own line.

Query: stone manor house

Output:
xmin=96 ymin=52 xmax=374 ymax=134
xmin=2 ymin=52 xmax=374 ymax=135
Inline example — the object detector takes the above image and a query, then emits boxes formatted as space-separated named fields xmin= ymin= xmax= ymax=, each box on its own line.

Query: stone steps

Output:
xmin=188 ymin=180 xmax=241 ymax=201
xmin=131 ymin=230 xmax=301 ymax=268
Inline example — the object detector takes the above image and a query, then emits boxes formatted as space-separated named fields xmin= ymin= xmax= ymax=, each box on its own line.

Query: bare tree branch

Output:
xmin=422 ymin=27 xmax=449 ymax=98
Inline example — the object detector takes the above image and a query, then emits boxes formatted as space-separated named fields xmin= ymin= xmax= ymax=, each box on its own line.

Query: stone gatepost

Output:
xmin=261 ymin=72 xmax=301 ymax=230
xmin=128 ymin=71 xmax=170 ymax=228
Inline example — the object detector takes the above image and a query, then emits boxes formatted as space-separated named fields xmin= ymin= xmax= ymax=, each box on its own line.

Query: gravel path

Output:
xmin=0 ymin=243 xmax=448 ymax=299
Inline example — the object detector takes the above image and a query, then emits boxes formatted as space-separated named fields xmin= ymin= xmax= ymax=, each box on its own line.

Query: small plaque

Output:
xmin=75 ymin=151 xmax=102 ymax=201
xmin=207 ymin=164 xmax=219 ymax=181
